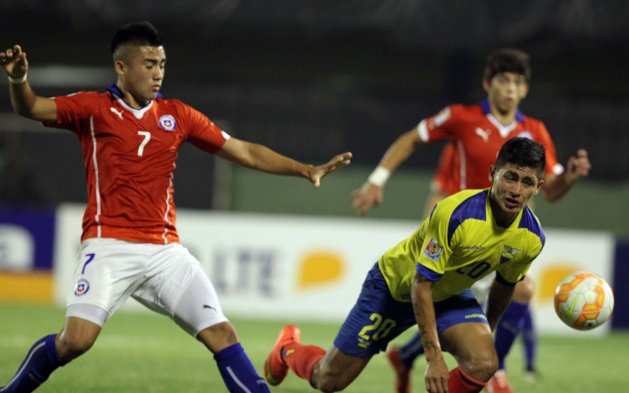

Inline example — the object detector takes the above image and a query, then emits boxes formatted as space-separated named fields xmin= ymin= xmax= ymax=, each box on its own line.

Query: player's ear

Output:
xmin=114 ymin=59 xmax=126 ymax=77
xmin=482 ymin=79 xmax=491 ymax=94
xmin=535 ymin=178 xmax=544 ymax=193
xmin=489 ymin=165 xmax=496 ymax=183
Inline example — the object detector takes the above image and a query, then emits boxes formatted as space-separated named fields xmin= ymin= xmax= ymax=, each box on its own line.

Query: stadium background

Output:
xmin=0 ymin=0 xmax=628 ymax=329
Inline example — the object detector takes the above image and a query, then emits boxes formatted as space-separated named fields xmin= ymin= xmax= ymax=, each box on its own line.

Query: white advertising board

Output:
xmin=54 ymin=205 xmax=614 ymax=335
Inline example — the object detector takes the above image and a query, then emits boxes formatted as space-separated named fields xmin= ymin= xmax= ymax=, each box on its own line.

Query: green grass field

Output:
xmin=1 ymin=303 xmax=628 ymax=392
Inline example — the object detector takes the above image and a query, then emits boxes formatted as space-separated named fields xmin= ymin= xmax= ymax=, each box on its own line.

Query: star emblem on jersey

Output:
xmin=475 ymin=127 xmax=490 ymax=142
xmin=159 ymin=114 xmax=176 ymax=131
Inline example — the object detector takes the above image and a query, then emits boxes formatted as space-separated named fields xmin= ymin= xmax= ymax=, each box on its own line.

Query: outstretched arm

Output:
xmin=216 ymin=137 xmax=352 ymax=187
xmin=541 ymin=149 xmax=591 ymax=202
xmin=412 ymin=272 xmax=449 ymax=393
xmin=352 ymin=128 xmax=423 ymax=215
xmin=1 ymin=45 xmax=57 ymax=122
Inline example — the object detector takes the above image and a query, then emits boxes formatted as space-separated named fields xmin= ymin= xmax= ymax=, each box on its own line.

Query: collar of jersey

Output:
xmin=106 ymin=84 xmax=162 ymax=119
xmin=480 ymin=99 xmax=524 ymax=123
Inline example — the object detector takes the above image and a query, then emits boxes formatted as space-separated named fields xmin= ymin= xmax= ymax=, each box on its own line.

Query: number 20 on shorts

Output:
xmin=357 ymin=313 xmax=397 ymax=348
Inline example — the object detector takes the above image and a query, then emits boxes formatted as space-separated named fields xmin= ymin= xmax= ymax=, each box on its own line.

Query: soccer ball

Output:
xmin=554 ymin=271 xmax=614 ymax=330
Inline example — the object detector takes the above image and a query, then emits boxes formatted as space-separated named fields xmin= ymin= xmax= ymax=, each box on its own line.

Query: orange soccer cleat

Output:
xmin=387 ymin=347 xmax=412 ymax=393
xmin=486 ymin=369 xmax=514 ymax=393
xmin=263 ymin=325 xmax=301 ymax=386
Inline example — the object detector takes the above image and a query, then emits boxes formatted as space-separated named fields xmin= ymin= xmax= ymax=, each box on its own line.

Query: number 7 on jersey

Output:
xmin=137 ymin=131 xmax=151 ymax=156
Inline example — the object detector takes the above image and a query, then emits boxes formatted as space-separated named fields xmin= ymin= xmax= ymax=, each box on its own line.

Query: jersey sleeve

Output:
xmin=416 ymin=105 xmax=464 ymax=143
xmin=179 ymin=103 xmax=229 ymax=153
xmin=534 ymin=121 xmax=564 ymax=176
xmin=414 ymin=202 xmax=455 ymax=282
xmin=44 ymin=92 xmax=99 ymax=134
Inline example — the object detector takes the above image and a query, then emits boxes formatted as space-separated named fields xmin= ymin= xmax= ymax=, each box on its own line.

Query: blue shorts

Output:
xmin=333 ymin=263 xmax=488 ymax=357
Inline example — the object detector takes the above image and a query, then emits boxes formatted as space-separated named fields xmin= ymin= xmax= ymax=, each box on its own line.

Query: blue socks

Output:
xmin=494 ymin=301 xmax=529 ymax=370
xmin=1 ymin=334 xmax=66 ymax=393
xmin=398 ymin=332 xmax=424 ymax=369
xmin=214 ymin=343 xmax=270 ymax=392
xmin=520 ymin=307 xmax=537 ymax=371
xmin=2 ymin=337 xmax=269 ymax=393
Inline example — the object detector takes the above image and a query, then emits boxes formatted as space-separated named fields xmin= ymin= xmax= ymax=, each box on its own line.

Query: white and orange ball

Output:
xmin=554 ymin=271 xmax=614 ymax=330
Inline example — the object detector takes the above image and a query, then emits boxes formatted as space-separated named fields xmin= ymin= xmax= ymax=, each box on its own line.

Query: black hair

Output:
xmin=495 ymin=137 xmax=546 ymax=174
xmin=111 ymin=21 xmax=163 ymax=55
xmin=483 ymin=48 xmax=531 ymax=82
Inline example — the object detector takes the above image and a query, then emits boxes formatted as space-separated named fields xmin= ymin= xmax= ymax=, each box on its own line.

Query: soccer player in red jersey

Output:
xmin=0 ymin=22 xmax=351 ymax=393
xmin=352 ymin=49 xmax=590 ymax=393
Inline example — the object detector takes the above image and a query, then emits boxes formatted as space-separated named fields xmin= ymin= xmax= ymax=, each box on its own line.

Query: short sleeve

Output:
xmin=416 ymin=105 xmax=463 ymax=143
xmin=180 ymin=104 xmax=229 ymax=153
xmin=415 ymin=203 xmax=454 ymax=279
xmin=534 ymin=121 xmax=564 ymax=176
xmin=44 ymin=92 xmax=99 ymax=134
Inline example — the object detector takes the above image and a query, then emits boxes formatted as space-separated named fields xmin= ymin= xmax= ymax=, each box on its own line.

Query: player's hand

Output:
xmin=565 ymin=149 xmax=591 ymax=183
xmin=351 ymin=182 xmax=383 ymax=216
xmin=0 ymin=45 xmax=28 ymax=80
xmin=308 ymin=152 xmax=352 ymax=188
xmin=424 ymin=357 xmax=450 ymax=393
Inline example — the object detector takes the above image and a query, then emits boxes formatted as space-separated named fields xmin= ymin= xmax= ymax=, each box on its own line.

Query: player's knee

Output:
xmin=312 ymin=365 xmax=350 ymax=392
xmin=513 ymin=277 xmax=535 ymax=303
xmin=58 ymin=332 xmax=96 ymax=360
xmin=460 ymin=352 xmax=498 ymax=381
xmin=197 ymin=321 xmax=239 ymax=353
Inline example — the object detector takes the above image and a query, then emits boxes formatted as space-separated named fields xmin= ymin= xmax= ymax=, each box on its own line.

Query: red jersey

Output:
xmin=420 ymin=100 xmax=563 ymax=196
xmin=46 ymin=87 xmax=229 ymax=244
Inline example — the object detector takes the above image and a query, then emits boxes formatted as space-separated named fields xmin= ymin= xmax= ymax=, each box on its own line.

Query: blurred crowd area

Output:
xmin=0 ymin=0 xmax=628 ymax=209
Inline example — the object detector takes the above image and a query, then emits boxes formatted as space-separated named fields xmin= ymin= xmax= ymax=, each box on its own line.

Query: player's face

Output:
xmin=118 ymin=45 xmax=166 ymax=107
xmin=489 ymin=163 xmax=543 ymax=223
xmin=484 ymin=72 xmax=528 ymax=116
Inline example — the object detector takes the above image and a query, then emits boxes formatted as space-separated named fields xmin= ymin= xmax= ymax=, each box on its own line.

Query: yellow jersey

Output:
xmin=378 ymin=189 xmax=545 ymax=302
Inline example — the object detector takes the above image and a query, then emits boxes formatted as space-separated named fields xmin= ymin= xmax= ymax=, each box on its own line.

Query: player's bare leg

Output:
xmin=311 ymin=346 xmax=371 ymax=392
xmin=56 ymin=317 xmax=102 ymax=360
xmin=439 ymin=322 xmax=496 ymax=392
xmin=197 ymin=321 xmax=240 ymax=353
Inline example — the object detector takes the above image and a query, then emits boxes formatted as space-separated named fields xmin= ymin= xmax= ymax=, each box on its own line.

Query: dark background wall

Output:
xmin=0 ymin=0 xmax=627 ymax=231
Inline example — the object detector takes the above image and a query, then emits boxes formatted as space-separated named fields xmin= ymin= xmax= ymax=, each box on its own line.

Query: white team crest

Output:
xmin=159 ymin=115 xmax=176 ymax=131
xmin=475 ymin=127 xmax=490 ymax=142
xmin=517 ymin=131 xmax=533 ymax=140
xmin=423 ymin=238 xmax=443 ymax=262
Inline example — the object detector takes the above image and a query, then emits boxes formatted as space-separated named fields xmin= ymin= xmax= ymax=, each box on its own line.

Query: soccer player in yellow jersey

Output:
xmin=264 ymin=137 xmax=547 ymax=393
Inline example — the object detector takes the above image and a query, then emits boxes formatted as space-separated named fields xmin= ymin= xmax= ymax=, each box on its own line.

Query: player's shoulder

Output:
xmin=518 ymin=206 xmax=546 ymax=245
xmin=443 ymin=102 xmax=481 ymax=115
xmin=431 ymin=189 xmax=488 ymax=244
xmin=155 ymin=97 xmax=188 ymax=110
xmin=519 ymin=112 xmax=547 ymax=130
xmin=60 ymin=90 xmax=104 ymax=100
xmin=434 ymin=189 xmax=488 ymax=221
xmin=442 ymin=102 xmax=484 ymax=123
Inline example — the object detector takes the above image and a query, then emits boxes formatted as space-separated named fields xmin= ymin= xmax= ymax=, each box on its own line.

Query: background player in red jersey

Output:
xmin=0 ymin=22 xmax=351 ymax=393
xmin=352 ymin=49 xmax=590 ymax=393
